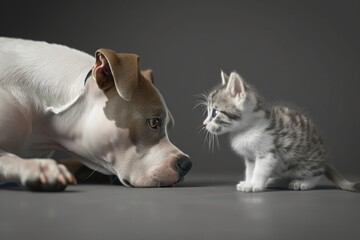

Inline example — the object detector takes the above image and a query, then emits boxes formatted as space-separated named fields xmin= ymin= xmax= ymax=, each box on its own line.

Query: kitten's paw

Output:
xmin=236 ymin=182 xmax=265 ymax=192
xmin=288 ymin=180 xmax=313 ymax=191
xmin=252 ymin=185 xmax=265 ymax=192
xmin=236 ymin=181 xmax=246 ymax=191
xmin=236 ymin=182 xmax=252 ymax=192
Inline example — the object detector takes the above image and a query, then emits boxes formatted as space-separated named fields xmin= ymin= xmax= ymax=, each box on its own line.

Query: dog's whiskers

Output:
xmin=79 ymin=167 xmax=99 ymax=182
xmin=108 ymin=175 xmax=120 ymax=185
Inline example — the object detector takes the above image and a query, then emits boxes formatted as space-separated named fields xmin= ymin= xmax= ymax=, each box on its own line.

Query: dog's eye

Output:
xmin=212 ymin=108 xmax=218 ymax=118
xmin=147 ymin=117 xmax=161 ymax=129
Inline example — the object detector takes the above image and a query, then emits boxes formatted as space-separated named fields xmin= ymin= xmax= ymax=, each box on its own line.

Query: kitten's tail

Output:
xmin=324 ymin=163 xmax=360 ymax=192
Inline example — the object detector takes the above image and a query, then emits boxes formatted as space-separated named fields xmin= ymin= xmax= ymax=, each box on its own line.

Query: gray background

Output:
xmin=1 ymin=1 xmax=360 ymax=240
xmin=1 ymin=0 xmax=360 ymax=176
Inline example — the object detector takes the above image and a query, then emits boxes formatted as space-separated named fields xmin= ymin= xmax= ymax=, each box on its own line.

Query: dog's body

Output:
xmin=0 ymin=37 xmax=191 ymax=190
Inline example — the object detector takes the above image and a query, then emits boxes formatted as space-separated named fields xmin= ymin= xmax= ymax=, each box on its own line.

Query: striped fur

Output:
xmin=201 ymin=71 xmax=359 ymax=192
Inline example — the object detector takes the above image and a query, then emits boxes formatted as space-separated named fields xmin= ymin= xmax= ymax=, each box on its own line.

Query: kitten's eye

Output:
xmin=212 ymin=108 xmax=218 ymax=118
xmin=147 ymin=117 xmax=161 ymax=129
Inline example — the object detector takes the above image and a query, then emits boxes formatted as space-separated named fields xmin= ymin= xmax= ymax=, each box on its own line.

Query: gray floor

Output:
xmin=1 ymin=175 xmax=360 ymax=240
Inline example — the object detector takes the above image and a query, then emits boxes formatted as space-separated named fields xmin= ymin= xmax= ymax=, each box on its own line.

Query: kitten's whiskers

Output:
xmin=195 ymin=91 xmax=220 ymax=151
xmin=215 ymin=134 xmax=220 ymax=150
xmin=197 ymin=125 xmax=206 ymax=135
xmin=193 ymin=92 xmax=209 ymax=113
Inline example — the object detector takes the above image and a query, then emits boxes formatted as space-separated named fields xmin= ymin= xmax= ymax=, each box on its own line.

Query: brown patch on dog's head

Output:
xmin=91 ymin=50 xmax=170 ymax=153
xmin=102 ymin=75 xmax=167 ymax=154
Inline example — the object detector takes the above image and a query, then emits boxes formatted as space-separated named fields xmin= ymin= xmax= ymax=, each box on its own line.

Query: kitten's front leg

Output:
xmin=236 ymin=158 xmax=254 ymax=191
xmin=237 ymin=154 xmax=277 ymax=192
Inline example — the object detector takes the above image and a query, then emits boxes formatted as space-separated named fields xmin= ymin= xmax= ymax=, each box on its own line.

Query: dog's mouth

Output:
xmin=122 ymin=179 xmax=134 ymax=188
xmin=121 ymin=177 xmax=184 ymax=188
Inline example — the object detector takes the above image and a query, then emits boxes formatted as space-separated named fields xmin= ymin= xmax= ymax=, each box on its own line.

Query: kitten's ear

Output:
xmin=221 ymin=70 xmax=229 ymax=85
xmin=226 ymin=72 xmax=246 ymax=102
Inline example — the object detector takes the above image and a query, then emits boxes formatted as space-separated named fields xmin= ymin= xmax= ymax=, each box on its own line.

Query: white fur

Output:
xmin=230 ymin=122 xmax=272 ymax=160
xmin=0 ymin=37 xmax=93 ymax=113
xmin=230 ymin=118 xmax=279 ymax=192
xmin=0 ymin=37 xmax=186 ymax=189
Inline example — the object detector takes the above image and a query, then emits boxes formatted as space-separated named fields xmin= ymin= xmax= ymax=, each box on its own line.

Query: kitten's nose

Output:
xmin=203 ymin=119 xmax=209 ymax=126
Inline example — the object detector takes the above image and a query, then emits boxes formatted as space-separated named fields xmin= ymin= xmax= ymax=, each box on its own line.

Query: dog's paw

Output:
xmin=20 ymin=159 xmax=77 ymax=191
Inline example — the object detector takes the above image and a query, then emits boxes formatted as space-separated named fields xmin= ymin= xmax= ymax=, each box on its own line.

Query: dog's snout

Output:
xmin=175 ymin=156 xmax=192 ymax=177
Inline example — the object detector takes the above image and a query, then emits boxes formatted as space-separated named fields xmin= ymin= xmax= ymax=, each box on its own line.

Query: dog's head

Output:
xmin=79 ymin=49 xmax=191 ymax=187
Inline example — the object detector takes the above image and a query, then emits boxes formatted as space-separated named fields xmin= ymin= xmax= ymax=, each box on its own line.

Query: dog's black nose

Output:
xmin=175 ymin=156 xmax=192 ymax=177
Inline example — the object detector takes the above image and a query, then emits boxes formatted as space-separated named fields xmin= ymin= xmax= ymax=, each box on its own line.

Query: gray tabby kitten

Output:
xmin=201 ymin=71 xmax=359 ymax=192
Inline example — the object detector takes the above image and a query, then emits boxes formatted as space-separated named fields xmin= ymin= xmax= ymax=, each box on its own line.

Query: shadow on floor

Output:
xmin=1 ymin=170 xmax=340 ymax=192
xmin=178 ymin=179 xmax=338 ymax=190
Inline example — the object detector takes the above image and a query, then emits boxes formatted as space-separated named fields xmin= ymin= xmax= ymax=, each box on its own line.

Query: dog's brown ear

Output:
xmin=94 ymin=49 xmax=139 ymax=101
xmin=141 ymin=69 xmax=155 ymax=85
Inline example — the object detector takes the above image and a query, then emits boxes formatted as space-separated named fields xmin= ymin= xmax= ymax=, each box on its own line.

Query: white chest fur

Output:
xmin=230 ymin=125 xmax=273 ymax=160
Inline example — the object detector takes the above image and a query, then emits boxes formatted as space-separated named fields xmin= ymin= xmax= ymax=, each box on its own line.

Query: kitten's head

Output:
xmin=201 ymin=71 xmax=260 ymax=135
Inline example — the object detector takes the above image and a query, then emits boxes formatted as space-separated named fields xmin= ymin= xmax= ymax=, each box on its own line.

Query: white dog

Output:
xmin=0 ymin=37 xmax=192 ymax=191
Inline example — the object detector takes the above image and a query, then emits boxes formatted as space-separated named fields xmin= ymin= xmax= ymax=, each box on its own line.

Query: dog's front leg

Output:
xmin=0 ymin=88 xmax=76 ymax=191
xmin=0 ymin=150 xmax=77 ymax=191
